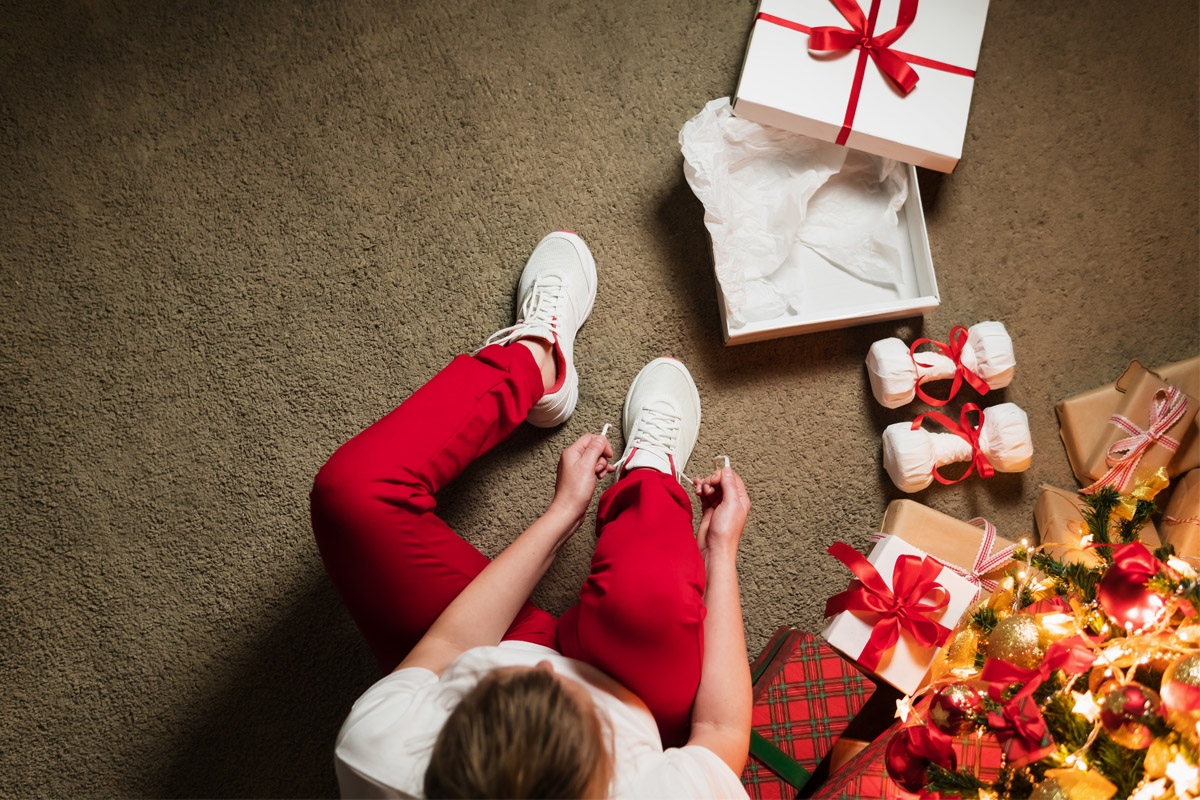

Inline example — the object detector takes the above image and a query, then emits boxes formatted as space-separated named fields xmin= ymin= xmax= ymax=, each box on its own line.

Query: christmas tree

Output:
xmin=886 ymin=473 xmax=1200 ymax=800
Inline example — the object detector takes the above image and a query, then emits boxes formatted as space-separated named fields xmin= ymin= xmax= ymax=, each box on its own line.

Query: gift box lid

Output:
xmin=879 ymin=500 xmax=1017 ymax=594
xmin=733 ymin=0 xmax=990 ymax=173
xmin=741 ymin=627 xmax=877 ymax=798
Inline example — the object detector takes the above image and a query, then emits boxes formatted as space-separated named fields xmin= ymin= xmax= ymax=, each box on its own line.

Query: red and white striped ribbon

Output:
xmin=1165 ymin=515 xmax=1200 ymax=528
xmin=1082 ymin=386 xmax=1186 ymax=494
xmin=871 ymin=517 xmax=1014 ymax=601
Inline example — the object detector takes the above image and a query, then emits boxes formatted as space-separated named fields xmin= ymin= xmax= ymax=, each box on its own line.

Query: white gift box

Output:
xmin=734 ymin=0 xmax=989 ymax=173
xmin=821 ymin=534 xmax=976 ymax=695
xmin=714 ymin=161 xmax=937 ymax=345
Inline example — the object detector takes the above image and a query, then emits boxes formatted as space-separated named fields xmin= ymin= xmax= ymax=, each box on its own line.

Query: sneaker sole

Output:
xmin=621 ymin=357 xmax=702 ymax=444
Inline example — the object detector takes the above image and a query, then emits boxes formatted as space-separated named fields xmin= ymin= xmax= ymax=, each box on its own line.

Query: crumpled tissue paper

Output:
xmin=679 ymin=97 xmax=909 ymax=328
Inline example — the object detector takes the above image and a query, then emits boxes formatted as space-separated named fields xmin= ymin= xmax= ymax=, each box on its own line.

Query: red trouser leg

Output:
xmin=310 ymin=344 xmax=559 ymax=672
xmin=557 ymin=470 xmax=707 ymax=747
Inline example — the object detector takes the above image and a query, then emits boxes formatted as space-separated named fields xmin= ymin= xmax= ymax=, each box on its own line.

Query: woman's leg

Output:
xmin=557 ymin=471 xmax=705 ymax=746
xmin=557 ymin=358 xmax=707 ymax=746
xmin=310 ymin=231 xmax=597 ymax=672
xmin=310 ymin=343 xmax=559 ymax=671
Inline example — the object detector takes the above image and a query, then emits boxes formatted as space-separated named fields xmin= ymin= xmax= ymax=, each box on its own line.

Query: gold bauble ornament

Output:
xmin=1029 ymin=777 xmax=1069 ymax=800
xmin=932 ymin=627 xmax=981 ymax=680
xmin=1161 ymin=653 xmax=1200 ymax=737
xmin=1032 ymin=769 xmax=1118 ymax=800
xmin=1144 ymin=738 xmax=1178 ymax=778
xmin=988 ymin=614 xmax=1045 ymax=669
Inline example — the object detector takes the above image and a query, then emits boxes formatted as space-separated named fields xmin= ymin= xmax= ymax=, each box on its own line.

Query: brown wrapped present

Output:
xmin=1035 ymin=484 xmax=1162 ymax=566
xmin=1163 ymin=468 xmax=1200 ymax=559
xmin=1057 ymin=357 xmax=1200 ymax=486
xmin=879 ymin=500 xmax=1019 ymax=599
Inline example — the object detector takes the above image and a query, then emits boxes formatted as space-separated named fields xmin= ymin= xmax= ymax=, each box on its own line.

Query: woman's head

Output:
xmin=424 ymin=661 xmax=613 ymax=799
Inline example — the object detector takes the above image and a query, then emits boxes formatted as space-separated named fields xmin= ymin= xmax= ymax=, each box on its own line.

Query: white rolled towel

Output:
xmin=883 ymin=402 xmax=1033 ymax=493
xmin=866 ymin=321 xmax=1016 ymax=408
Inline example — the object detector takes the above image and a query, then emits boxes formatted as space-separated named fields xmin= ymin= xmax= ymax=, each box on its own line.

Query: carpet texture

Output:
xmin=2 ymin=0 xmax=1197 ymax=796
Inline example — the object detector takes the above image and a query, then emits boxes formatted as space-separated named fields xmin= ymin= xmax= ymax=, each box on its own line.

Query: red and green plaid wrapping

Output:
xmin=813 ymin=716 xmax=1004 ymax=799
xmin=741 ymin=628 xmax=877 ymax=799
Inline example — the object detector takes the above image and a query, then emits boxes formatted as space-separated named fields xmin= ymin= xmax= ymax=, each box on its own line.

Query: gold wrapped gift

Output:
xmin=879 ymin=500 xmax=1018 ymax=595
xmin=1163 ymin=468 xmax=1200 ymax=559
xmin=1056 ymin=357 xmax=1199 ymax=487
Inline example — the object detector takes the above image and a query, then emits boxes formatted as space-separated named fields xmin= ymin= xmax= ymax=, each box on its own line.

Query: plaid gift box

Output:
xmin=813 ymin=715 xmax=1004 ymax=799
xmin=741 ymin=627 xmax=877 ymax=798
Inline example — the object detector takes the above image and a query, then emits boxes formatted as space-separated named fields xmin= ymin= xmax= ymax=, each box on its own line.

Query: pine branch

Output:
xmin=1082 ymin=487 xmax=1120 ymax=552
xmin=1093 ymin=731 xmax=1146 ymax=798
xmin=1027 ymin=552 xmax=1100 ymax=602
xmin=1041 ymin=693 xmax=1092 ymax=752
xmin=924 ymin=764 xmax=987 ymax=799
xmin=970 ymin=606 xmax=1001 ymax=635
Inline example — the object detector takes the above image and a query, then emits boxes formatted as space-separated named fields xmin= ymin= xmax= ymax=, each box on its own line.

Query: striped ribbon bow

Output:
xmin=1083 ymin=386 xmax=1187 ymax=494
xmin=872 ymin=517 xmax=1014 ymax=601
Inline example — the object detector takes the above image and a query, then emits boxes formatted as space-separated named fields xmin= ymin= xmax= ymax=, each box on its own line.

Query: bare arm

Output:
xmin=686 ymin=468 xmax=753 ymax=774
xmin=395 ymin=434 xmax=613 ymax=676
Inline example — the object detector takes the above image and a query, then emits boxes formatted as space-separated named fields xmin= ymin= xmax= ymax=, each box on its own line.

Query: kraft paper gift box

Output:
xmin=812 ymin=717 xmax=1003 ymax=799
xmin=734 ymin=0 xmax=990 ymax=173
xmin=822 ymin=535 xmax=976 ymax=695
xmin=1034 ymin=484 xmax=1163 ymax=567
xmin=1163 ymin=468 xmax=1200 ymax=559
xmin=740 ymin=627 xmax=876 ymax=798
xmin=879 ymin=500 xmax=1018 ymax=599
xmin=1057 ymin=357 xmax=1200 ymax=486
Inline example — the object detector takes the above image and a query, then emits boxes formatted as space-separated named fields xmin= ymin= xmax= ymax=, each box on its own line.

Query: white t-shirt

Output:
xmin=334 ymin=640 xmax=749 ymax=799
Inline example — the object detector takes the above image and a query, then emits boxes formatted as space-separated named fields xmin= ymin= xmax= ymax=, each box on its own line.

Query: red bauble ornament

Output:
xmin=885 ymin=725 xmax=956 ymax=794
xmin=1097 ymin=543 xmax=1166 ymax=631
xmin=1099 ymin=682 xmax=1162 ymax=749
xmin=929 ymin=684 xmax=983 ymax=736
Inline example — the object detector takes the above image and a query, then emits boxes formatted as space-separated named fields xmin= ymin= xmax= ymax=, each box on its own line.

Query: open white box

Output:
xmin=715 ymin=162 xmax=938 ymax=346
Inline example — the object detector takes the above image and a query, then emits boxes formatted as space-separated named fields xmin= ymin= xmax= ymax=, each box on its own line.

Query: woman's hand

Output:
xmin=694 ymin=467 xmax=751 ymax=559
xmin=549 ymin=433 xmax=614 ymax=534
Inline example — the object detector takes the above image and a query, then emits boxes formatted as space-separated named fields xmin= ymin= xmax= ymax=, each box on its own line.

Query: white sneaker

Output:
xmin=613 ymin=358 xmax=702 ymax=483
xmin=479 ymin=231 xmax=597 ymax=427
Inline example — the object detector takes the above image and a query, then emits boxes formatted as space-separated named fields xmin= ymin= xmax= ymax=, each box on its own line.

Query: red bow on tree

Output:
xmin=808 ymin=0 xmax=921 ymax=94
xmin=981 ymin=636 xmax=1097 ymax=702
xmin=825 ymin=543 xmax=952 ymax=670
xmin=987 ymin=695 xmax=1055 ymax=768
xmin=909 ymin=325 xmax=991 ymax=407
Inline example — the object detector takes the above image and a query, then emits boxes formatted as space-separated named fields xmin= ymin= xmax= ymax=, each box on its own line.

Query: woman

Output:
xmin=311 ymin=231 xmax=752 ymax=798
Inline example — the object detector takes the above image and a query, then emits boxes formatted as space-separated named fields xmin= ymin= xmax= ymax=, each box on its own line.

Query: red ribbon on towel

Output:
xmin=910 ymin=403 xmax=994 ymax=486
xmin=910 ymin=325 xmax=991 ymax=407
xmin=755 ymin=0 xmax=976 ymax=145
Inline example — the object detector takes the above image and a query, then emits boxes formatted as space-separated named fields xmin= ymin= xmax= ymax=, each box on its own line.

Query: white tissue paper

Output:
xmin=679 ymin=97 xmax=909 ymax=329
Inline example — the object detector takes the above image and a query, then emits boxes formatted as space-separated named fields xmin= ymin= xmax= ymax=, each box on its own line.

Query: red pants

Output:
xmin=310 ymin=344 xmax=706 ymax=745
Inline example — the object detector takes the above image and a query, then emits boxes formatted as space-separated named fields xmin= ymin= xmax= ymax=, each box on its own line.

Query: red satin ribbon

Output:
xmin=754 ymin=0 xmax=976 ymax=145
xmin=910 ymin=325 xmax=991 ymax=407
xmin=824 ymin=542 xmax=952 ymax=670
xmin=981 ymin=636 xmax=1097 ymax=702
xmin=910 ymin=403 xmax=994 ymax=485
xmin=987 ymin=695 xmax=1055 ymax=768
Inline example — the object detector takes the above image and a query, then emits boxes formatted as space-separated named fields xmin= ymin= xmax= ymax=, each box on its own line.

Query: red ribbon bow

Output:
xmin=981 ymin=636 xmax=1097 ymax=702
xmin=754 ymin=0 xmax=976 ymax=146
xmin=809 ymin=0 xmax=921 ymax=94
xmin=987 ymin=695 xmax=1055 ymax=768
xmin=910 ymin=325 xmax=991 ymax=407
xmin=911 ymin=403 xmax=994 ymax=485
xmin=1083 ymin=386 xmax=1188 ymax=494
xmin=824 ymin=542 xmax=952 ymax=670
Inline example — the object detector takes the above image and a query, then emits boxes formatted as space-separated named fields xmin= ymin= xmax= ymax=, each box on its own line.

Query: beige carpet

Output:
xmin=2 ymin=0 xmax=1197 ymax=796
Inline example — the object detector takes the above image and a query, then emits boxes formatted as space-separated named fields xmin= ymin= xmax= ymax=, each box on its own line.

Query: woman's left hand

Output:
xmin=549 ymin=433 xmax=614 ymax=532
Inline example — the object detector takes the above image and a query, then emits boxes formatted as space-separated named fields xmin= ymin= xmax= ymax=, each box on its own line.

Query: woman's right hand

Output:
xmin=694 ymin=467 xmax=750 ymax=558
xmin=548 ymin=433 xmax=614 ymax=534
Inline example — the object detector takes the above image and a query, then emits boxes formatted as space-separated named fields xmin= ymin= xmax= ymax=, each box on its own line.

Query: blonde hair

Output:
xmin=423 ymin=666 xmax=613 ymax=798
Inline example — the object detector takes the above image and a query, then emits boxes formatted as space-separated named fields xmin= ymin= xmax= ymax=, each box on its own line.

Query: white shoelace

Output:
xmin=611 ymin=402 xmax=692 ymax=484
xmin=478 ymin=273 xmax=567 ymax=350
